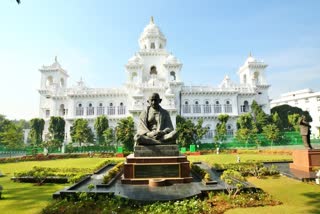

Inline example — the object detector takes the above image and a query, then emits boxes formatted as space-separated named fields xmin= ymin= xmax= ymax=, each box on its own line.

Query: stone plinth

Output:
xmin=290 ymin=149 xmax=320 ymax=171
xmin=122 ymin=154 xmax=193 ymax=185
xmin=134 ymin=145 xmax=179 ymax=157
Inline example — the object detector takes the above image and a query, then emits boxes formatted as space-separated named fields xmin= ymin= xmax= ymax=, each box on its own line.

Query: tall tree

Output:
xmin=29 ymin=118 xmax=45 ymax=146
xmin=288 ymin=113 xmax=301 ymax=132
xmin=262 ymin=124 xmax=280 ymax=149
xmin=251 ymin=100 xmax=269 ymax=133
xmin=70 ymin=119 xmax=94 ymax=146
xmin=94 ymin=115 xmax=109 ymax=145
xmin=214 ymin=114 xmax=229 ymax=143
xmin=272 ymin=112 xmax=283 ymax=130
xmin=176 ymin=116 xmax=209 ymax=147
xmin=103 ymin=128 xmax=114 ymax=147
xmin=0 ymin=115 xmax=11 ymax=144
xmin=48 ymin=116 xmax=65 ymax=148
xmin=271 ymin=104 xmax=312 ymax=131
xmin=115 ymin=117 xmax=135 ymax=151
xmin=236 ymin=113 xmax=258 ymax=147
xmin=0 ymin=123 xmax=24 ymax=149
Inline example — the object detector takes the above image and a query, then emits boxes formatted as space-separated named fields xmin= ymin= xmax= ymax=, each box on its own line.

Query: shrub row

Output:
xmin=213 ymin=162 xmax=279 ymax=178
xmin=0 ymin=152 xmax=117 ymax=164
xmin=102 ymin=162 xmax=124 ymax=184
xmin=190 ymin=163 xmax=212 ymax=182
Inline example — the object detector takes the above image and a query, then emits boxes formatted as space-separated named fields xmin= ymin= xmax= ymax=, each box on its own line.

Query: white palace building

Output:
xmin=38 ymin=17 xmax=270 ymax=143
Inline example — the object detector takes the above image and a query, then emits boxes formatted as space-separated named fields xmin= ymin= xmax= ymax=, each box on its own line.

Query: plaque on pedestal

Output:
xmin=290 ymin=149 xmax=320 ymax=172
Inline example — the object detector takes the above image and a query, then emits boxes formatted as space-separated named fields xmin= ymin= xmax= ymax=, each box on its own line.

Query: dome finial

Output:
xmin=150 ymin=16 xmax=154 ymax=24
xmin=249 ymin=52 xmax=252 ymax=57
xmin=55 ymin=56 xmax=58 ymax=62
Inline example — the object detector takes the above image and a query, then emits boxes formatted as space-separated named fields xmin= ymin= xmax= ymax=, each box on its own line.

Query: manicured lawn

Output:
xmin=1 ymin=154 xmax=319 ymax=214
xmin=188 ymin=153 xmax=292 ymax=165
xmin=226 ymin=176 xmax=320 ymax=214
xmin=0 ymin=157 xmax=123 ymax=214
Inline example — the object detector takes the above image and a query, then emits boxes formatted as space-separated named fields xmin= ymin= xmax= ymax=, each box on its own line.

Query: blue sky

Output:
xmin=1 ymin=0 xmax=320 ymax=120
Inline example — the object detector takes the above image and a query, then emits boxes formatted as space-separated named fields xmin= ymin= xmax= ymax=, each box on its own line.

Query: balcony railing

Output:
xmin=182 ymin=105 xmax=191 ymax=114
xmin=213 ymin=104 xmax=222 ymax=113
xmin=97 ymin=107 xmax=105 ymax=116
xmin=107 ymin=106 xmax=116 ymax=115
xmin=76 ymin=107 xmax=84 ymax=116
xmin=224 ymin=104 xmax=232 ymax=113
xmin=86 ymin=107 xmax=94 ymax=116
xmin=192 ymin=105 xmax=201 ymax=114
xmin=117 ymin=106 xmax=126 ymax=115
xmin=203 ymin=105 xmax=212 ymax=114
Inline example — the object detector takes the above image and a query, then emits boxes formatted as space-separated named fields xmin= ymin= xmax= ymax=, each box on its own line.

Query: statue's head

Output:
xmin=148 ymin=93 xmax=162 ymax=109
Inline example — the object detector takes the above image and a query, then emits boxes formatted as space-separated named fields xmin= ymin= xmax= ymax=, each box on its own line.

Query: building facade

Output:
xmin=270 ymin=88 xmax=320 ymax=138
xmin=38 ymin=18 xmax=271 ymax=143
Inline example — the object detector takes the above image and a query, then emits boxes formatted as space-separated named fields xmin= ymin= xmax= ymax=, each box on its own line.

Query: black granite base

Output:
xmin=134 ymin=145 xmax=179 ymax=157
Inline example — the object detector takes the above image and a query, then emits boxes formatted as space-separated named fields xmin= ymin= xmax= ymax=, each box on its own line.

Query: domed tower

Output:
xmin=139 ymin=16 xmax=167 ymax=50
xmin=238 ymin=53 xmax=268 ymax=86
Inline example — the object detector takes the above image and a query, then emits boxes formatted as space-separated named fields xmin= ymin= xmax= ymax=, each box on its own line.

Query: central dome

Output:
xmin=139 ymin=17 xmax=167 ymax=50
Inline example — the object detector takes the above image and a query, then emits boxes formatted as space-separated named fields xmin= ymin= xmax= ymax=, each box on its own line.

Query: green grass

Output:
xmin=188 ymin=153 xmax=292 ymax=165
xmin=0 ymin=154 xmax=319 ymax=214
xmin=0 ymin=157 xmax=123 ymax=214
xmin=226 ymin=177 xmax=320 ymax=214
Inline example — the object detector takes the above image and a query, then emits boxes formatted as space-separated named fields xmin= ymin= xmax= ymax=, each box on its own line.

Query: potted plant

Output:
xmin=316 ymin=170 xmax=320 ymax=185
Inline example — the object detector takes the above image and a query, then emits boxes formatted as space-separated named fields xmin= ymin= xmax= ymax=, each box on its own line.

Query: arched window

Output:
xmin=87 ymin=103 xmax=94 ymax=116
xmin=97 ymin=102 xmax=104 ymax=115
xmin=76 ymin=103 xmax=84 ymax=116
xmin=150 ymin=66 xmax=157 ymax=75
xmin=253 ymin=71 xmax=259 ymax=84
xmin=118 ymin=102 xmax=125 ymax=115
xmin=150 ymin=42 xmax=155 ymax=49
xmin=59 ymin=104 xmax=66 ymax=116
xmin=131 ymin=72 xmax=137 ymax=82
xmin=46 ymin=76 xmax=53 ymax=87
xmin=204 ymin=100 xmax=211 ymax=114
xmin=214 ymin=100 xmax=222 ymax=113
xmin=170 ymin=71 xmax=176 ymax=81
xmin=227 ymin=124 xmax=233 ymax=136
xmin=224 ymin=100 xmax=232 ymax=113
xmin=193 ymin=100 xmax=201 ymax=113
xmin=243 ymin=74 xmax=247 ymax=84
xmin=60 ymin=78 xmax=64 ymax=87
xmin=241 ymin=100 xmax=250 ymax=112
xmin=204 ymin=125 xmax=213 ymax=139
xmin=159 ymin=43 xmax=163 ymax=49
xmin=183 ymin=101 xmax=191 ymax=114
xmin=108 ymin=102 xmax=115 ymax=115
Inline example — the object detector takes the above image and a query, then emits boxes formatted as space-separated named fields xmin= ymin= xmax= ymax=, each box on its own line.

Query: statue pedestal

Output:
xmin=122 ymin=145 xmax=192 ymax=185
xmin=290 ymin=149 xmax=320 ymax=172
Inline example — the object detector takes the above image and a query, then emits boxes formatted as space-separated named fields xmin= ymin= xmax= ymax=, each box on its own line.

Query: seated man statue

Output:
xmin=134 ymin=93 xmax=177 ymax=145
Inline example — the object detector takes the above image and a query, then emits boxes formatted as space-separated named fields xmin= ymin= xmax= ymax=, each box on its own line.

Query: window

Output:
xmin=97 ymin=103 xmax=105 ymax=115
xmin=159 ymin=43 xmax=163 ymax=49
xmin=150 ymin=42 xmax=155 ymax=49
xmin=46 ymin=76 xmax=53 ymax=87
xmin=118 ymin=102 xmax=126 ymax=115
xmin=227 ymin=125 xmax=233 ymax=136
xmin=193 ymin=101 xmax=201 ymax=113
xmin=224 ymin=100 xmax=232 ymax=113
xmin=243 ymin=74 xmax=247 ymax=84
xmin=203 ymin=101 xmax=211 ymax=114
xmin=60 ymin=78 xmax=64 ymax=87
xmin=150 ymin=66 xmax=157 ymax=75
xmin=241 ymin=100 xmax=250 ymax=113
xmin=76 ymin=103 xmax=84 ymax=116
xmin=317 ymin=96 xmax=320 ymax=101
xmin=45 ymin=110 xmax=50 ymax=118
xmin=87 ymin=103 xmax=94 ymax=116
xmin=170 ymin=71 xmax=176 ymax=81
xmin=107 ymin=103 xmax=115 ymax=115
xmin=214 ymin=101 xmax=222 ymax=113
xmin=183 ymin=101 xmax=191 ymax=114
xmin=59 ymin=104 xmax=66 ymax=116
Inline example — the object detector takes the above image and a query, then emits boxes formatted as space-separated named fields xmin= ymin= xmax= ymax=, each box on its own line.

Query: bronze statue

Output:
xmin=134 ymin=93 xmax=177 ymax=145
xmin=299 ymin=115 xmax=313 ymax=149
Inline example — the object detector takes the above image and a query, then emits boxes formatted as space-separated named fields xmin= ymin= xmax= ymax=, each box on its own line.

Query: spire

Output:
xmin=55 ymin=56 xmax=58 ymax=63
xmin=150 ymin=16 xmax=154 ymax=24
xmin=249 ymin=52 xmax=252 ymax=57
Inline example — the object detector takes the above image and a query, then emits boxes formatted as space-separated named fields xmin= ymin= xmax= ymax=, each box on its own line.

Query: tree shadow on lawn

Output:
xmin=1 ymin=184 xmax=63 ymax=211
xmin=302 ymin=192 xmax=320 ymax=214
